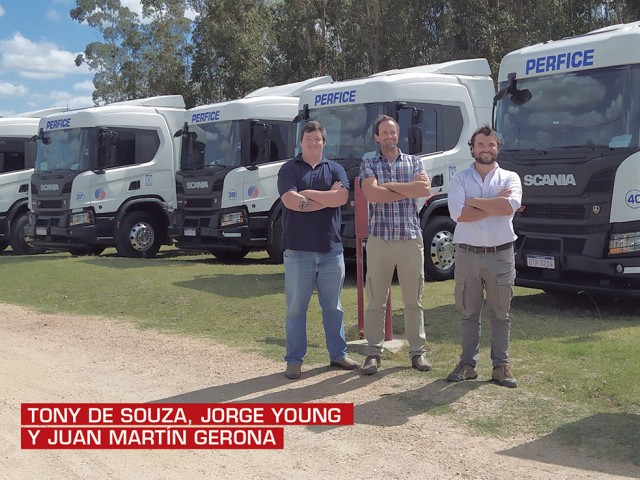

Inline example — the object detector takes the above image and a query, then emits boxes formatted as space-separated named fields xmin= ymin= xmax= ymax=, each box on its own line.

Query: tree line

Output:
xmin=71 ymin=0 xmax=640 ymax=108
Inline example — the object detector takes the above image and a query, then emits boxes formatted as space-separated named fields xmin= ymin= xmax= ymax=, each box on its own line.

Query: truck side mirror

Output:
xmin=407 ymin=127 xmax=423 ymax=155
xmin=97 ymin=129 xmax=118 ymax=170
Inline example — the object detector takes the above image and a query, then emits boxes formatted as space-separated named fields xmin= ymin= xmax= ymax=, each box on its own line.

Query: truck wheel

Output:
xmin=116 ymin=212 xmax=161 ymax=258
xmin=210 ymin=246 xmax=250 ymax=262
xmin=10 ymin=213 xmax=45 ymax=255
xmin=266 ymin=214 xmax=284 ymax=264
xmin=422 ymin=215 xmax=456 ymax=281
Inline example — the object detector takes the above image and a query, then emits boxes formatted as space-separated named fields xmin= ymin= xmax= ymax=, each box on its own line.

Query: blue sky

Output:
xmin=0 ymin=0 xmax=145 ymax=117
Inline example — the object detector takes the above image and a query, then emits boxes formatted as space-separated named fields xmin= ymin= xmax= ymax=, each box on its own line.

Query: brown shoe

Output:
xmin=361 ymin=355 xmax=381 ymax=375
xmin=411 ymin=354 xmax=432 ymax=372
xmin=284 ymin=364 xmax=301 ymax=380
xmin=446 ymin=361 xmax=478 ymax=382
xmin=330 ymin=356 xmax=359 ymax=370
xmin=492 ymin=363 xmax=517 ymax=388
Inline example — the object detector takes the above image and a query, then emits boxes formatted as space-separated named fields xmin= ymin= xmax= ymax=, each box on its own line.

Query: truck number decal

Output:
xmin=625 ymin=190 xmax=640 ymax=209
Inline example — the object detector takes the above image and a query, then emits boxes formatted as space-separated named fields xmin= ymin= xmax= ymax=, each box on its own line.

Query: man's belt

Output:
xmin=456 ymin=242 xmax=513 ymax=254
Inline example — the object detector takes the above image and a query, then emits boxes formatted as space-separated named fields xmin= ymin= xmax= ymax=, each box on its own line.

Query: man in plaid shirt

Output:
xmin=359 ymin=115 xmax=432 ymax=375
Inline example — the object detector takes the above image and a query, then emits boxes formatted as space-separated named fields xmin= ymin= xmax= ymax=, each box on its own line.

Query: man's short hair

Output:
xmin=468 ymin=124 xmax=503 ymax=148
xmin=300 ymin=120 xmax=326 ymax=143
xmin=374 ymin=115 xmax=398 ymax=135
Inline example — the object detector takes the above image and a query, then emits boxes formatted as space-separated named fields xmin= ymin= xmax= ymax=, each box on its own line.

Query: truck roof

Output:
xmin=299 ymin=58 xmax=494 ymax=110
xmin=108 ymin=95 xmax=186 ymax=109
xmin=499 ymin=21 xmax=640 ymax=81
xmin=245 ymin=76 xmax=333 ymax=98
xmin=187 ymin=77 xmax=335 ymax=125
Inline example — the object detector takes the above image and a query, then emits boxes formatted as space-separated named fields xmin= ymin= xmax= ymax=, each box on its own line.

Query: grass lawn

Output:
xmin=1 ymin=246 xmax=639 ymax=465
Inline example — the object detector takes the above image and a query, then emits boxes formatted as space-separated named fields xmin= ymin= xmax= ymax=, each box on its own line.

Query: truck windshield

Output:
xmin=181 ymin=121 xmax=242 ymax=169
xmin=497 ymin=65 xmax=640 ymax=151
xmin=306 ymin=104 xmax=384 ymax=160
xmin=35 ymin=128 xmax=90 ymax=173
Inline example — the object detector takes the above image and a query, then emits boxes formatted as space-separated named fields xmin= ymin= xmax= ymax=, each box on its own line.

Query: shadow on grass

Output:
xmin=174 ymin=273 xmax=284 ymax=298
xmin=500 ymin=413 xmax=640 ymax=474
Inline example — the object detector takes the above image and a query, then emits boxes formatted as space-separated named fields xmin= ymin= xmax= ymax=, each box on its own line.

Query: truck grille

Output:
xmin=520 ymin=204 xmax=586 ymax=220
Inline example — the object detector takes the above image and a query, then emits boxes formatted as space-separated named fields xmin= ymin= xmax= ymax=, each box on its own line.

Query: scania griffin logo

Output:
xmin=523 ymin=174 xmax=576 ymax=186
xmin=185 ymin=181 xmax=209 ymax=189
xmin=40 ymin=184 xmax=60 ymax=191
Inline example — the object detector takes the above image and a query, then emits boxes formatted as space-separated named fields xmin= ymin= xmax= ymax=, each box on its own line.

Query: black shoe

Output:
xmin=362 ymin=355 xmax=381 ymax=375
xmin=411 ymin=354 xmax=432 ymax=372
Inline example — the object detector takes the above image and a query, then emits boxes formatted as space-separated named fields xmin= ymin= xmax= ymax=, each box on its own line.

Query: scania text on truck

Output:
xmin=169 ymin=77 xmax=332 ymax=262
xmin=25 ymin=96 xmax=185 ymax=258
xmin=495 ymin=21 xmax=640 ymax=296
xmin=295 ymin=59 xmax=494 ymax=280
xmin=0 ymin=108 xmax=67 ymax=254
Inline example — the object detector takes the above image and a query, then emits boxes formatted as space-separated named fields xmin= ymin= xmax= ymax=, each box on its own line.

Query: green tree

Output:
xmin=190 ymin=0 xmax=275 ymax=103
xmin=71 ymin=0 xmax=146 ymax=104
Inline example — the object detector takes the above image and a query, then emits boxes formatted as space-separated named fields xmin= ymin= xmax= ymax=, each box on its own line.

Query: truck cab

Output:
xmin=169 ymin=77 xmax=333 ymax=262
xmin=0 ymin=108 xmax=67 ymax=254
xmin=25 ymin=96 xmax=185 ymax=258
xmin=495 ymin=21 xmax=640 ymax=296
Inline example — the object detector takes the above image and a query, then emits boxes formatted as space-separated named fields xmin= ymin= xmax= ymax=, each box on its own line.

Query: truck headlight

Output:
xmin=69 ymin=212 xmax=92 ymax=227
xmin=609 ymin=232 xmax=640 ymax=255
xmin=220 ymin=211 xmax=245 ymax=227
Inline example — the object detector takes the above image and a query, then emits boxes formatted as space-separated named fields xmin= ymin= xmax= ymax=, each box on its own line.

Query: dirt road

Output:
xmin=1 ymin=302 xmax=638 ymax=480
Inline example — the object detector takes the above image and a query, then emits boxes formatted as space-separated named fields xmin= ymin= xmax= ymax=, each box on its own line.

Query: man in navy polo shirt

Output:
xmin=277 ymin=120 xmax=359 ymax=380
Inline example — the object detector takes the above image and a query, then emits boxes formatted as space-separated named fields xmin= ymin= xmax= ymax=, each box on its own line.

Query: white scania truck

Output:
xmin=495 ymin=21 xmax=640 ymax=297
xmin=169 ymin=77 xmax=333 ymax=262
xmin=0 ymin=108 xmax=67 ymax=254
xmin=25 ymin=96 xmax=185 ymax=257
xmin=295 ymin=59 xmax=495 ymax=280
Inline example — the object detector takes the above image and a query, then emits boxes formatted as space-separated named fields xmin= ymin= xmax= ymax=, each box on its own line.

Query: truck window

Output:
xmin=308 ymin=103 xmax=383 ymax=160
xmin=254 ymin=121 xmax=294 ymax=165
xmin=397 ymin=105 xmax=438 ymax=154
xmin=0 ymin=138 xmax=27 ymax=173
xmin=497 ymin=65 xmax=640 ymax=150
xmin=105 ymin=128 xmax=160 ymax=167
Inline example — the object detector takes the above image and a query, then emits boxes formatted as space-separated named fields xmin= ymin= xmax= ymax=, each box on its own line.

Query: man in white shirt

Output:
xmin=446 ymin=125 xmax=522 ymax=388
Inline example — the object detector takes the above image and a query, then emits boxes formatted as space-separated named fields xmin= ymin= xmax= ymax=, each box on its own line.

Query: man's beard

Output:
xmin=472 ymin=152 xmax=497 ymax=165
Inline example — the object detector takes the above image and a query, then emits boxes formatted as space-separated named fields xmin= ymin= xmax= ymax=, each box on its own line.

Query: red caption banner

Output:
xmin=21 ymin=403 xmax=354 ymax=450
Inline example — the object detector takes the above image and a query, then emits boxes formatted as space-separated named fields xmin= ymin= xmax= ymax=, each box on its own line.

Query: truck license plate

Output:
xmin=184 ymin=228 xmax=196 ymax=237
xmin=526 ymin=255 xmax=555 ymax=269
xmin=36 ymin=227 xmax=47 ymax=236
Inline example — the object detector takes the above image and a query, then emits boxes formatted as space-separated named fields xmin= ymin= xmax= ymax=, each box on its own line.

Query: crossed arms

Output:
xmin=281 ymin=181 xmax=349 ymax=212
xmin=456 ymin=188 xmax=515 ymax=222
xmin=360 ymin=172 xmax=431 ymax=203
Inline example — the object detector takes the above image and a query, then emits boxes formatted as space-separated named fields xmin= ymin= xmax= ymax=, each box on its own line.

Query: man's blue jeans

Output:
xmin=283 ymin=249 xmax=347 ymax=365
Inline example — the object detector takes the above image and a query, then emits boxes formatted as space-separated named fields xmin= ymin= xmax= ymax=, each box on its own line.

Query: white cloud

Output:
xmin=47 ymin=90 xmax=94 ymax=109
xmin=0 ymin=33 xmax=90 ymax=80
xmin=0 ymin=81 xmax=28 ymax=96
xmin=0 ymin=5 xmax=5 ymax=17
xmin=46 ymin=9 xmax=61 ymax=22
xmin=73 ymin=80 xmax=94 ymax=92
xmin=121 ymin=0 xmax=143 ymax=16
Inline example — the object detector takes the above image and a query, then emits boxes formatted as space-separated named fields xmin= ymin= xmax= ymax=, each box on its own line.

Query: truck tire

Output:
xmin=116 ymin=211 xmax=161 ymax=258
xmin=10 ymin=212 xmax=45 ymax=255
xmin=422 ymin=215 xmax=456 ymax=281
xmin=266 ymin=213 xmax=284 ymax=264
xmin=210 ymin=246 xmax=250 ymax=262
